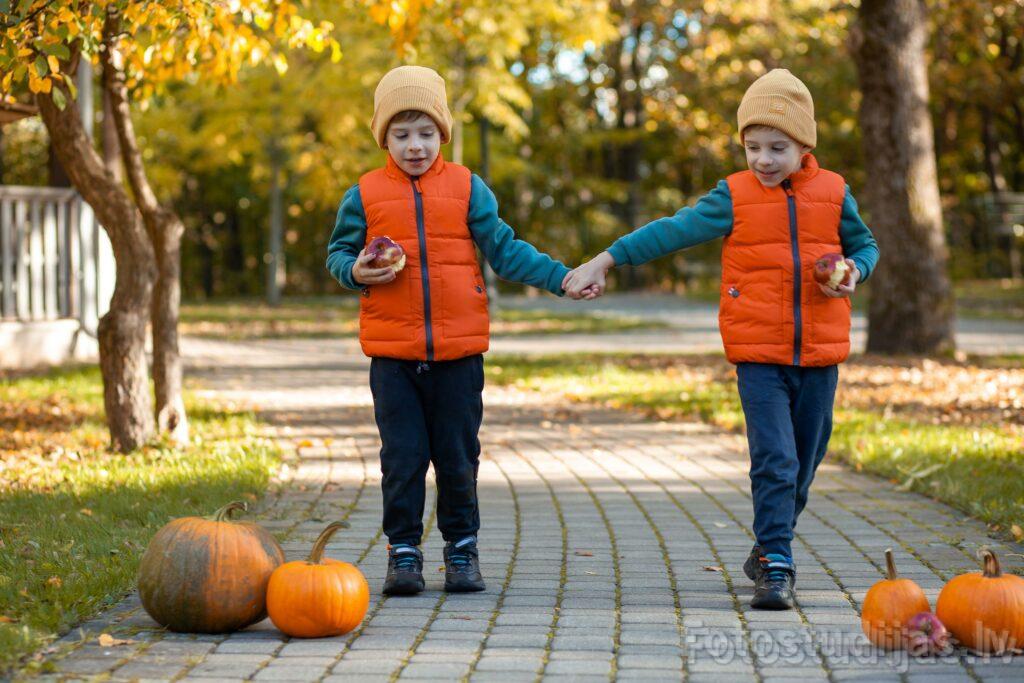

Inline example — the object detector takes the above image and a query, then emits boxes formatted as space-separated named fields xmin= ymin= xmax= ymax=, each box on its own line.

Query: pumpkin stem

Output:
xmin=213 ymin=501 xmax=247 ymax=521
xmin=884 ymin=548 xmax=898 ymax=580
xmin=979 ymin=547 xmax=1002 ymax=577
xmin=308 ymin=521 xmax=351 ymax=564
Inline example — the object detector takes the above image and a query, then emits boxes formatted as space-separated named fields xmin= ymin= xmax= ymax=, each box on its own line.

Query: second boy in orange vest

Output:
xmin=327 ymin=66 xmax=571 ymax=596
xmin=565 ymin=69 xmax=879 ymax=610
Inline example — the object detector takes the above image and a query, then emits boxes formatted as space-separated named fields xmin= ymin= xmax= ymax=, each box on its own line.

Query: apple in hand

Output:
xmin=366 ymin=236 xmax=406 ymax=273
xmin=813 ymin=253 xmax=852 ymax=290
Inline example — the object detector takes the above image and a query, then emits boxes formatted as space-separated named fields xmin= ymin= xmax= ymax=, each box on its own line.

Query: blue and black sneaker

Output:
xmin=384 ymin=544 xmax=425 ymax=595
xmin=743 ymin=544 xmax=763 ymax=581
xmin=751 ymin=553 xmax=796 ymax=610
xmin=443 ymin=536 xmax=485 ymax=592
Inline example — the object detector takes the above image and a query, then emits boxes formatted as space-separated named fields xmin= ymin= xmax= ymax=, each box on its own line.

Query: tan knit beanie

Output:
xmin=370 ymin=65 xmax=454 ymax=149
xmin=737 ymin=69 xmax=816 ymax=148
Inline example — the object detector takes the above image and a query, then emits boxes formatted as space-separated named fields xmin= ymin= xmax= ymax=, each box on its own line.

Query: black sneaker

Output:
xmin=743 ymin=544 xmax=763 ymax=581
xmin=384 ymin=544 xmax=425 ymax=595
xmin=750 ymin=553 xmax=796 ymax=610
xmin=443 ymin=537 xmax=485 ymax=592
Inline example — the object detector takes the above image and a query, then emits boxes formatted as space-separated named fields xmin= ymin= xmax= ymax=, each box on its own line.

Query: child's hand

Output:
xmin=817 ymin=259 xmax=859 ymax=298
xmin=563 ymin=252 xmax=615 ymax=300
xmin=352 ymin=249 xmax=398 ymax=286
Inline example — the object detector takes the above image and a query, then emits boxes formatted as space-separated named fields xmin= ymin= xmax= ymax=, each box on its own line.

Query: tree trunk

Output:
xmin=266 ymin=146 xmax=284 ymax=306
xmin=853 ymin=0 xmax=955 ymax=354
xmin=103 ymin=10 xmax=188 ymax=445
xmin=36 ymin=59 xmax=156 ymax=452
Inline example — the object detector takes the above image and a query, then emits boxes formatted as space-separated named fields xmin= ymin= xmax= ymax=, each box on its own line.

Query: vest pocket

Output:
xmin=360 ymin=275 xmax=414 ymax=341
xmin=439 ymin=264 xmax=489 ymax=340
xmin=806 ymin=289 xmax=852 ymax=344
xmin=719 ymin=269 xmax=785 ymax=345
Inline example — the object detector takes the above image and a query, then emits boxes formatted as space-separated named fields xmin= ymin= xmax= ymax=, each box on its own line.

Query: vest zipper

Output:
xmin=782 ymin=178 xmax=801 ymax=366
xmin=411 ymin=178 xmax=434 ymax=361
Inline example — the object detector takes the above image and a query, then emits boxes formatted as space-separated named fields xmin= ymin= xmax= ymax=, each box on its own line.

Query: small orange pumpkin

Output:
xmin=861 ymin=548 xmax=930 ymax=649
xmin=266 ymin=521 xmax=370 ymax=638
xmin=936 ymin=548 xmax=1024 ymax=654
xmin=138 ymin=501 xmax=285 ymax=633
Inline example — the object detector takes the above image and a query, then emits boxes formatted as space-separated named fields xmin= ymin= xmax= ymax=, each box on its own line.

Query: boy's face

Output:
xmin=742 ymin=127 xmax=811 ymax=188
xmin=386 ymin=114 xmax=441 ymax=177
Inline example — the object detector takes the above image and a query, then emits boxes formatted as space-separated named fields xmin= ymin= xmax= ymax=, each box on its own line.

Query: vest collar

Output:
xmin=384 ymin=152 xmax=447 ymax=181
xmin=788 ymin=153 xmax=820 ymax=186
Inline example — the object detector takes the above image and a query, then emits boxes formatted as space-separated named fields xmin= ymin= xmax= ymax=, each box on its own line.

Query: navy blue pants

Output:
xmin=736 ymin=362 xmax=839 ymax=559
xmin=369 ymin=355 xmax=484 ymax=546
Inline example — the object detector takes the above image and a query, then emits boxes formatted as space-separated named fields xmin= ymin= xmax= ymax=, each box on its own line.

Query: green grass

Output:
xmin=954 ymin=278 xmax=1024 ymax=321
xmin=180 ymin=296 xmax=664 ymax=339
xmin=0 ymin=366 xmax=280 ymax=675
xmin=485 ymin=353 xmax=1024 ymax=537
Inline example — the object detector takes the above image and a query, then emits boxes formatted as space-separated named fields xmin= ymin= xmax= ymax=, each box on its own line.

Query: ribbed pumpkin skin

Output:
xmin=861 ymin=550 xmax=930 ymax=649
xmin=936 ymin=551 xmax=1024 ymax=654
xmin=861 ymin=579 xmax=930 ymax=649
xmin=267 ymin=558 xmax=370 ymax=638
xmin=138 ymin=507 xmax=285 ymax=633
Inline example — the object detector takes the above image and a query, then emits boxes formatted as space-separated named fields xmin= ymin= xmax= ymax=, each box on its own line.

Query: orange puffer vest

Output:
xmin=719 ymin=154 xmax=850 ymax=367
xmin=358 ymin=154 xmax=489 ymax=361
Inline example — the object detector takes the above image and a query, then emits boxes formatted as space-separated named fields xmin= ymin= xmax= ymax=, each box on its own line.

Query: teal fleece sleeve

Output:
xmin=468 ymin=174 xmax=570 ymax=296
xmin=606 ymin=180 xmax=733 ymax=266
xmin=325 ymin=185 xmax=366 ymax=290
xmin=839 ymin=186 xmax=880 ymax=282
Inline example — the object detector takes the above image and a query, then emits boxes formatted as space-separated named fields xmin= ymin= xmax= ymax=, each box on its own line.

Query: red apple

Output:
xmin=904 ymin=611 xmax=949 ymax=656
xmin=366 ymin=236 xmax=406 ymax=273
xmin=813 ymin=252 xmax=852 ymax=290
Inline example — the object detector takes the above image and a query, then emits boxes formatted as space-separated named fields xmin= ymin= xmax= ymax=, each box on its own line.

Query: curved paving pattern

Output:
xmin=29 ymin=337 xmax=1024 ymax=683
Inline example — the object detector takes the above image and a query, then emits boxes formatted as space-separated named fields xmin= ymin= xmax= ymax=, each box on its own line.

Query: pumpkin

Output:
xmin=266 ymin=521 xmax=370 ymax=638
xmin=936 ymin=548 xmax=1024 ymax=654
xmin=861 ymin=548 xmax=930 ymax=649
xmin=138 ymin=501 xmax=285 ymax=633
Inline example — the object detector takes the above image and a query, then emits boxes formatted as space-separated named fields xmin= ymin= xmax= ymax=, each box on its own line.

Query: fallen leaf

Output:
xmin=712 ymin=522 xmax=728 ymax=528
xmin=46 ymin=576 xmax=62 ymax=588
xmin=574 ymin=550 xmax=593 ymax=557
xmin=702 ymin=566 xmax=723 ymax=572
xmin=1012 ymin=525 xmax=1024 ymax=542
xmin=79 ymin=508 xmax=92 ymax=516
xmin=0 ymin=616 xmax=17 ymax=623
xmin=98 ymin=634 xmax=134 ymax=647
xmin=296 ymin=439 xmax=314 ymax=448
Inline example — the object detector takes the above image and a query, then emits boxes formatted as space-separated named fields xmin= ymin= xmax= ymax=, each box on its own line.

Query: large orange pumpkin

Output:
xmin=138 ymin=501 xmax=285 ymax=633
xmin=936 ymin=548 xmax=1024 ymax=654
xmin=266 ymin=521 xmax=370 ymax=638
xmin=861 ymin=548 xmax=931 ymax=649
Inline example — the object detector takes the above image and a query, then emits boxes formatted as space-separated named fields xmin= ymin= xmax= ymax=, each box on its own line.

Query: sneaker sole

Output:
xmin=383 ymin=580 xmax=425 ymax=596
xmin=750 ymin=594 xmax=795 ymax=610
xmin=444 ymin=580 xmax=486 ymax=593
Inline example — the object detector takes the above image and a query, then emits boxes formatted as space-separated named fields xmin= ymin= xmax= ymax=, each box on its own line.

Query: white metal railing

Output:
xmin=0 ymin=185 xmax=110 ymax=331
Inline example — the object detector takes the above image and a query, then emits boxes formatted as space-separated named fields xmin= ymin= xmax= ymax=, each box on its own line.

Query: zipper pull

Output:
xmin=781 ymin=178 xmax=795 ymax=197
xmin=412 ymin=179 xmax=423 ymax=194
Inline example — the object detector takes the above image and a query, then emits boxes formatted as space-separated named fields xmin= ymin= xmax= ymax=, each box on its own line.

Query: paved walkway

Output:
xmin=33 ymin=338 xmax=1024 ymax=682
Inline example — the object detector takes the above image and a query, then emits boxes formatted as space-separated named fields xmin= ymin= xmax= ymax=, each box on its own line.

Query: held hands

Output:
xmin=817 ymin=259 xmax=859 ymax=298
xmin=563 ymin=251 xmax=616 ymax=300
xmin=352 ymin=248 xmax=397 ymax=286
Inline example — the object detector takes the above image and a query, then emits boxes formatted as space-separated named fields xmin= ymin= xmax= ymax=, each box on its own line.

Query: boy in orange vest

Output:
xmin=564 ymin=69 xmax=879 ymax=610
xmin=327 ymin=66 xmax=572 ymax=596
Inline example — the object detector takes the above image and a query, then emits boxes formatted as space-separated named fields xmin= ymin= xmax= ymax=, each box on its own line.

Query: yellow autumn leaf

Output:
xmin=47 ymin=55 xmax=60 ymax=74
xmin=272 ymin=52 xmax=288 ymax=75
xmin=1012 ymin=524 xmax=1023 ymax=542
